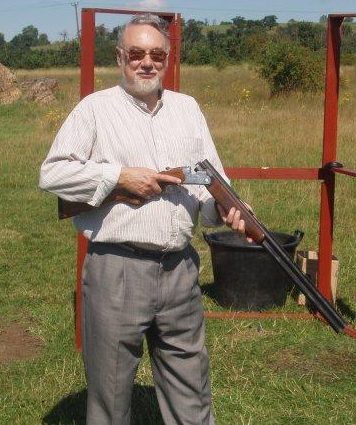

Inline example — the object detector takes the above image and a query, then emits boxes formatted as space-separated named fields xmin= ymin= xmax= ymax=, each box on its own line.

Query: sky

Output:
xmin=0 ymin=0 xmax=355 ymax=42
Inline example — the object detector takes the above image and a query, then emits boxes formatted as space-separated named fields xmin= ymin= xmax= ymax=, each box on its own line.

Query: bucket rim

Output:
xmin=203 ymin=230 xmax=303 ymax=250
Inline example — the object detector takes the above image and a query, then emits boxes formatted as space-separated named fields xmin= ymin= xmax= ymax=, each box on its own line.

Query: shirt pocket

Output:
xmin=160 ymin=136 xmax=204 ymax=168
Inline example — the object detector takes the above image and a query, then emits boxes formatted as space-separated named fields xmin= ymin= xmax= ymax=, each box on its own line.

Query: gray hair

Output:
xmin=117 ymin=13 xmax=170 ymax=49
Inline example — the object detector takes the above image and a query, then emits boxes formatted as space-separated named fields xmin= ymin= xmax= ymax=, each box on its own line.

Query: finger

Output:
xmin=226 ymin=207 xmax=236 ymax=225
xmin=151 ymin=182 xmax=163 ymax=195
xmin=156 ymin=174 xmax=182 ymax=185
xmin=237 ymin=219 xmax=245 ymax=234
xmin=246 ymin=237 xmax=254 ymax=243
xmin=231 ymin=210 xmax=241 ymax=230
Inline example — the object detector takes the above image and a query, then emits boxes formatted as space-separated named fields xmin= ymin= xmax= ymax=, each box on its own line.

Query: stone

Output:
xmin=0 ymin=63 xmax=22 ymax=104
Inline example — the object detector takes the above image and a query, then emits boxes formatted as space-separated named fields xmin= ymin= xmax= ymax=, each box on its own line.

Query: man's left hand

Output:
xmin=216 ymin=204 xmax=254 ymax=243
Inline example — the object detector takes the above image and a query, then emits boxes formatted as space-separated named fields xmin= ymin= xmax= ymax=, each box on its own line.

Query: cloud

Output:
xmin=136 ymin=0 xmax=167 ymax=9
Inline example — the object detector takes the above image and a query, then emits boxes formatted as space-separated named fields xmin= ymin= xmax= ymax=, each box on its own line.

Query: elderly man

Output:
xmin=40 ymin=14 xmax=246 ymax=425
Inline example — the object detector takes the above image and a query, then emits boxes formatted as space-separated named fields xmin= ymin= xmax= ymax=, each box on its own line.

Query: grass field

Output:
xmin=0 ymin=64 xmax=355 ymax=424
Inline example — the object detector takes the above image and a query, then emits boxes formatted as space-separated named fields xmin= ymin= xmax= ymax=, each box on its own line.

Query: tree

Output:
xmin=11 ymin=25 xmax=39 ymax=48
xmin=183 ymin=19 xmax=204 ymax=44
xmin=277 ymin=21 xmax=325 ymax=51
xmin=38 ymin=33 xmax=50 ymax=46
xmin=0 ymin=33 xmax=5 ymax=47
xmin=181 ymin=19 xmax=206 ymax=62
xmin=111 ymin=25 xmax=123 ymax=42
xmin=319 ymin=15 xmax=327 ymax=23
xmin=22 ymin=25 xmax=39 ymax=44
xmin=261 ymin=15 xmax=278 ymax=29
xmin=231 ymin=16 xmax=246 ymax=27
xmin=96 ymin=24 xmax=110 ymax=40
xmin=259 ymin=41 xmax=324 ymax=95
xmin=344 ymin=17 xmax=354 ymax=23
xmin=297 ymin=22 xmax=325 ymax=50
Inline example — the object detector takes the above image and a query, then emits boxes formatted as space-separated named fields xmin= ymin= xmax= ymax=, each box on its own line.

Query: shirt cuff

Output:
xmin=88 ymin=163 xmax=120 ymax=207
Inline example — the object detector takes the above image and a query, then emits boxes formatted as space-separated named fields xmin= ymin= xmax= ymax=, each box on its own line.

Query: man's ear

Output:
xmin=116 ymin=47 xmax=122 ymax=67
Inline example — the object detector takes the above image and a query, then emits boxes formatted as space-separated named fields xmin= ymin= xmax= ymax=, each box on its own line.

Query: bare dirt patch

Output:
xmin=268 ymin=347 xmax=355 ymax=383
xmin=0 ymin=322 xmax=43 ymax=364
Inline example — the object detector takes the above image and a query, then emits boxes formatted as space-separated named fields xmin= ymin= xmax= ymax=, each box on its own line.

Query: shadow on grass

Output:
xmin=42 ymin=384 xmax=164 ymax=425
xmin=201 ymin=282 xmax=218 ymax=301
xmin=336 ymin=298 xmax=356 ymax=321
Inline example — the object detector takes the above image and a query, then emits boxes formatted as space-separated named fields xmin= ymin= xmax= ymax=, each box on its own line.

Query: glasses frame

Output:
xmin=122 ymin=47 xmax=169 ymax=63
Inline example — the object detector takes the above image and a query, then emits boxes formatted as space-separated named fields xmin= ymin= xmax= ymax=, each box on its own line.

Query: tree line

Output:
xmin=0 ymin=16 xmax=355 ymax=70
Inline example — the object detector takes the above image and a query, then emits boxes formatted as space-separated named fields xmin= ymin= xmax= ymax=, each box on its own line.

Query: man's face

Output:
xmin=117 ymin=24 xmax=168 ymax=98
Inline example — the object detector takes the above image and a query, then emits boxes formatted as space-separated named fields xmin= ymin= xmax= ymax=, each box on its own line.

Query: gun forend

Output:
xmin=196 ymin=160 xmax=265 ymax=243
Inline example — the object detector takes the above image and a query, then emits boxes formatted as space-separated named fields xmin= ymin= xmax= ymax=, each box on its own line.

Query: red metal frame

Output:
xmin=74 ymin=11 xmax=355 ymax=349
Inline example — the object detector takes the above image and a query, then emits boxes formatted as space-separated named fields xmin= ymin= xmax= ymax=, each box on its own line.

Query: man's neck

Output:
xmin=121 ymin=84 xmax=161 ymax=112
xmin=138 ymin=92 xmax=159 ymax=112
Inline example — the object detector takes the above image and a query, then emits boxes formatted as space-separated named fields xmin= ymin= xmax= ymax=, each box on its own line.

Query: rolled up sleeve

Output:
xmin=39 ymin=101 xmax=120 ymax=206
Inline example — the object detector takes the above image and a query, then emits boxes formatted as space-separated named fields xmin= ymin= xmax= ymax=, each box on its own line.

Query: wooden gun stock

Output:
xmin=58 ymin=167 xmax=186 ymax=219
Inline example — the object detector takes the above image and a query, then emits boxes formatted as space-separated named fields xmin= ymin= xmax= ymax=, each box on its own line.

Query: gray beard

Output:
xmin=121 ymin=75 xmax=162 ymax=99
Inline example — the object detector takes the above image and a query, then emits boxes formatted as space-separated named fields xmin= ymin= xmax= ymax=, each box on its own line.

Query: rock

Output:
xmin=0 ymin=64 xmax=59 ymax=104
xmin=0 ymin=63 xmax=22 ymax=104
xmin=21 ymin=78 xmax=59 ymax=104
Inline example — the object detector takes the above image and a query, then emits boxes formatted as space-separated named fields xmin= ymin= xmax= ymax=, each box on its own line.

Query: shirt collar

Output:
xmin=119 ymin=85 xmax=164 ymax=116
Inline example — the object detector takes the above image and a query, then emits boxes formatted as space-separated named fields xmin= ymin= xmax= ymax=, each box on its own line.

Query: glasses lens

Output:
xmin=149 ymin=49 xmax=167 ymax=62
xmin=128 ymin=49 xmax=146 ymax=61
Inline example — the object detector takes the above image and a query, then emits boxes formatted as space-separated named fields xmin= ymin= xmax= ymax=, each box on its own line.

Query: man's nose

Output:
xmin=140 ymin=53 xmax=154 ymax=68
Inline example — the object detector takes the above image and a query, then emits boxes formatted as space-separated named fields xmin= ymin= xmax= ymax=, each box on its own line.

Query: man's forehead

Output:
xmin=122 ymin=24 xmax=166 ymax=47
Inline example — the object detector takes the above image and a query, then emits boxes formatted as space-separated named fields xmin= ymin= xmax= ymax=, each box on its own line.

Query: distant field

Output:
xmin=0 ymin=65 xmax=355 ymax=424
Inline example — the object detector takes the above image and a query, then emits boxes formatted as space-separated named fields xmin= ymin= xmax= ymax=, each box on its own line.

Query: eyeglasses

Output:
xmin=123 ymin=48 xmax=168 ymax=63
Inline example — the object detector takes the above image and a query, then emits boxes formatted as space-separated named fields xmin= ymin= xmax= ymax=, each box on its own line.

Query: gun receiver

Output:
xmin=196 ymin=159 xmax=356 ymax=338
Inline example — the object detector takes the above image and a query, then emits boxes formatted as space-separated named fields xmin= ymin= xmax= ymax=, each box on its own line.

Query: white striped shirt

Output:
xmin=39 ymin=85 xmax=227 ymax=251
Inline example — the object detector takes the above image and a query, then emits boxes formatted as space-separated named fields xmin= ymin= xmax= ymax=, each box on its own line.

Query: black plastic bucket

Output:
xmin=203 ymin=230 xmax=303 ymax=310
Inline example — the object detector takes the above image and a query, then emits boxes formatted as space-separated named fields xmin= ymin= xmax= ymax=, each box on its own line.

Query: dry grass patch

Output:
xmin=0 ymin=228 xmax=24 ymax=243
xmin=269 ymin=347 xmax=355 ymax=383
xmin=15 ymin=68 xmax=80 ymax=78
xmin=228 ymin=325 xmax=281 ymax=342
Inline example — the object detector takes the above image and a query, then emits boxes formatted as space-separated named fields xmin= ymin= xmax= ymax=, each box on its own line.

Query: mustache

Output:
xmin=136 ymin=72 xmax=158 ymax=76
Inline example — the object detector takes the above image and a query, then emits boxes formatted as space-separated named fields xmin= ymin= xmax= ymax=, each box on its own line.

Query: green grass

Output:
xmin=0 ymin=65 xmax=355 ymax=424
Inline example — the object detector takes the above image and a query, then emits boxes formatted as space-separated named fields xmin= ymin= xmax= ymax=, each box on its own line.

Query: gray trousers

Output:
xmin=81 ymin=242 xmax=215 ymax=425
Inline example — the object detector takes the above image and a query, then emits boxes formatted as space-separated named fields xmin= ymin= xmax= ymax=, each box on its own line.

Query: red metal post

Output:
xmin=75 ymin=8 xmax=96 ymax=350
xmin=174 ymin=14 xmax=181 ymax=91
xmin=318 ymin=16 xmax=343 ymax=301
xmin=80 ymin=9 xmax=95 ymax=98
xmin=160 ymin=13 xmax=181 ymax=90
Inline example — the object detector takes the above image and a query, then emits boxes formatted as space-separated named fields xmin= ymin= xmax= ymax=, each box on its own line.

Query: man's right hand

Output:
xmin=117 ymin=167 xmax=181 ymax=200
